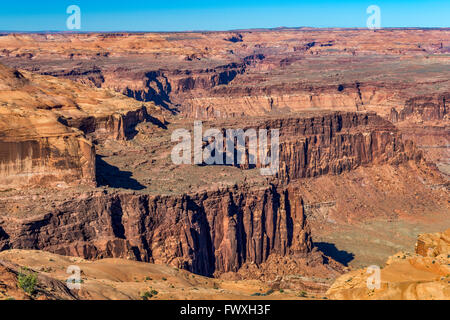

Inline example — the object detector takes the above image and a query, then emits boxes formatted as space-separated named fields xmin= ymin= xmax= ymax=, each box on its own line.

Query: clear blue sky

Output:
xmin=0 ymin=1 xmax=448 ymax=31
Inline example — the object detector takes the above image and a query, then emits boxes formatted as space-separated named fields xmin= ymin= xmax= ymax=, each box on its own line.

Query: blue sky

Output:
xmin=0 ymin=1 xmax=448 ymax=31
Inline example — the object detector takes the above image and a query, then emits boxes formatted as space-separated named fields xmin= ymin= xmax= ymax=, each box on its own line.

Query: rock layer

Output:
xmin=200 ymin=112 xmax=423 ymax=183
xmin=0 ymin=63 xmax=161 ymax=189
xmin=1 ymin=29 xmax=447 ymax=169
xmin=0 ymin=185 xmax=323 ymax=277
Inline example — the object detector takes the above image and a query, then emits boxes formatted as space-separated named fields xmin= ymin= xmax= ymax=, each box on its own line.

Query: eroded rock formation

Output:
xmin=0 ymin=185 xmax=324 ymax=278
xmin=234 ymin=112 xmax=422 ymax=181
xmin=0 ymin=63 xmax=161 ymax=189
xmin=327 ymin=229 xmax=450 ymax=300
xmin=1 ymin=29 xmax=447 ymax=172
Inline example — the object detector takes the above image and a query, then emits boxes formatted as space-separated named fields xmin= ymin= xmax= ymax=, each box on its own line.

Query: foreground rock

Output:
xmin=0 ymin=259 xmax=77 ymax=300
xmin=0 ymin=249 xmax=329 ymax=300
xmin=326 ymin=229 xmax=450 ymax=300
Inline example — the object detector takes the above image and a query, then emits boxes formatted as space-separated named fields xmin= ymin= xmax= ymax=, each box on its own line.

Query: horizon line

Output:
xmin=1 ymin=26 xmax=449 ymax=34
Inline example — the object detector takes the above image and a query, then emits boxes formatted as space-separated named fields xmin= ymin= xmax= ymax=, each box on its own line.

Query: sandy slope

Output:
xmin=326 ymin=229 xmax=450 ymax=300
xmin=0 ymin=250 xmax=322 ymax=300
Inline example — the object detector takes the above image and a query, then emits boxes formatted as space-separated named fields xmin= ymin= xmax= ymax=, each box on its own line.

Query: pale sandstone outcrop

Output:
xmin=415 ymin=229 xmax=450 ymax=257
xmin=326 ymin=229 xmax=450 ymax=300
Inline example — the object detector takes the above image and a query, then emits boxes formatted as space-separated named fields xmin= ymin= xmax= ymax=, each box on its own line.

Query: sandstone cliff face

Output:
xmin=327 ymin=229 xmax=450 ymax=300
xmin=0 ymin=185 xmax=317 ymax=277
xmin=398 ymin=93 xmax=448 ymax=122
xmin=0 ymin=86 xmax=96 ymax=188
xmin=216 ymin=112 xmax=422 ymax=182
xmin=0 ymin=63 xmax=161 ymax=189
xmin=64 ymin=105 xmax=150 ymax=141
xmin=180 ymin=82 xmax=400 ymax=119
xmin=0 ymin=133 xmax=95 ymax=189
xmin=390 ymin=92 xmax=449 ymax=174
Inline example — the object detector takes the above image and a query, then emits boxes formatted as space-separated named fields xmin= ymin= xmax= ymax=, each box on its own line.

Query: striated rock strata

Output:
xmin=0 ymin=185 xmax=330 ymax=278
xmin=0 ymin=63 xmax=161 ymax=189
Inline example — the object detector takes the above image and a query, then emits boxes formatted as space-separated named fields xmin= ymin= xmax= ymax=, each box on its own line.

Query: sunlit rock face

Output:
xmin=0 ymin=63 xmax=161 ymax=189
xmin=327 ymin=229 xmax=450 ymax=300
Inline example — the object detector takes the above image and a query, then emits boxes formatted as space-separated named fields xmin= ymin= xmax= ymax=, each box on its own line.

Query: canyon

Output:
xmin=0 ymin=29 xmax=447 ymax=175
xmin=0 ymin=28 xmax=448 ymax=299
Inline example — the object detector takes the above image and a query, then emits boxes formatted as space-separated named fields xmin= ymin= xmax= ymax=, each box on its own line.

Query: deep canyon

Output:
xmin=0 ymin=28 xmax=448 ymax=299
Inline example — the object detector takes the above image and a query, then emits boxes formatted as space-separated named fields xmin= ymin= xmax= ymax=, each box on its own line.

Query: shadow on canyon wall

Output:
xmin=146 ymin=114 xmax=168 ymax=130
xmin=96 ymin=155 xmax=146 ymax=191
xmin=315 ymin=242 xmax=355 ymax=266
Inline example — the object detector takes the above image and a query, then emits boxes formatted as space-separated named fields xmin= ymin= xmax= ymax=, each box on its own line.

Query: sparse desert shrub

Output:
xmin=18 ymin=270 xmax=38 ymax=295
xmin=141 ymin=291 xmax=153 ymax=300
xmin=299 ymin=291 xmax=307 ymax=297
xmin=264 ymin=289 xmax=274 ymax=296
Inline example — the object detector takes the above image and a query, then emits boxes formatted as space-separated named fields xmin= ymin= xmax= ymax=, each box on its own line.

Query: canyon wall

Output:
xmin=276 ymin=113 xmax=422 ymax=182
xmin=0 ymin=63 xmax=162 ymax=189
xmin=0 ymin=185 xmax=313 ymax=277
xmin=64 ymin=105 xmax=151 ymax=141
xmin=213 ymin=112 xmax=422 ymax=182
xmin=0 ymin=134 xmax=95 ymax=189
xmin=397 ymin=93 xmax=448 ymax=122
xmin=391 ymin=92 xmax=449 ymax=172
xmin=0 ymin=111 xmax=425 ymax=277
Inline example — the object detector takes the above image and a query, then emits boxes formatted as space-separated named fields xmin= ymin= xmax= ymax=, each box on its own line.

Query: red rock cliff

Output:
xmin=0 ymin=185 xmax=315 ymax=277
